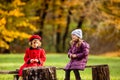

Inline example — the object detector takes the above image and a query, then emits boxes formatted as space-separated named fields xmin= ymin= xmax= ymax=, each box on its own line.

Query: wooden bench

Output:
xmin=0 ymin=69 xmax=19 ymax=80
xmin=0 ymin=64 xmax=110 ymax=80
xmin=57 ymin=64 xmax=110 ymax=80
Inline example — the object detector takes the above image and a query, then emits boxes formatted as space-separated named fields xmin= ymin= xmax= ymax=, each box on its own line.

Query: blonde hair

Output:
xmin=70 ymin=39 xmax=82 ymax=47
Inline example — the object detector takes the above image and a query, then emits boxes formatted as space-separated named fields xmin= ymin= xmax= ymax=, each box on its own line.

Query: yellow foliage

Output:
xmin=0 ymin=23 xmax=31 ymax=49
xmin=114 ymin=19 xmax=120 ymax=29
xmin=12 ymin=0 xmax=26 ymax=7
xmin=0 ymin=0 xmax=38 ymax=50
xmin=16 ymin=21 xmax=28 ymax=27
xmin=28 ymin=24 xmax=37 ymax=31
xmin=0 ymin=40 xmax=9 ymax=49
xmin=0 ymin=8 xmax=24 ymax=17
xmin=29 ymin=17 xmax=40 ymax=21
xmin=54 ymin=10 xmax=62 ymax=16
xmin=55 ymin=0 xmax=62 ymax=6
xmin=112 ymin=9 xmax=119 ymax=15
xmin=98 ymin=2 xmax=120 ymax=30
xmin=19 ymin=32 xmax=31 ymax=40
xmin=67 ymin=0 xmax=81 ymax=7
xmin=8 ymin=8 xmax=24 ymax=17
xmin=101 ymin=51 xmax=120 ymax=57
xmin=54 ymin=18 xmax=66 ymax=27
xmin=0 ymin=1 xmax=25 ymax=17
xmin=0 ymin=26 xmax=5 ymax=33
xmin=3 ymin=36 xmax=14 ymax=42
xmin=16 ymin=21 xmax=37 ymax=31
xmin=0 ymin=9 xmax=8 ymax=15
xmin=0 ymin=28 xmax=31 ymax=49
xmin=0 ymin=17 xmax=6 ymax=26
xmin=1 ymin=29 xmax=17 ymax=42
xmin=111 ymin=0 xmax=120 ymax=3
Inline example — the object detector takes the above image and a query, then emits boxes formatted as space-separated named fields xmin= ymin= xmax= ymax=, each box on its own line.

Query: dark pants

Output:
xmin=64 ymin=69 xmax=81 ymax=80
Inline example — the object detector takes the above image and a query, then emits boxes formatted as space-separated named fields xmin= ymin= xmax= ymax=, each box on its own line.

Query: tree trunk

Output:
xmin=76 ymin=15 xmax=85 ymax=29
xmin=2 ymin=49 xmax=10 ymax=53
xmin=92 ymin=65 xmax=110 ymax=80
xmin=62 ymin=10 xmax=71 ymax=51
xmin=22 ymin=66 xmax=57 ymax=80
xmin=56 ymin=26 xmax=61 ymax=53
xmin=1 ymin=40 xmax=10 ymax=53
xmin=35 ymin=0 xmax=49 ymax=37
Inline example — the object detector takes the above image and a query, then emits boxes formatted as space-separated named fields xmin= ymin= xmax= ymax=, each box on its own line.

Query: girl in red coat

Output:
xmin=19 ymin=35 xmax=46 ymax=77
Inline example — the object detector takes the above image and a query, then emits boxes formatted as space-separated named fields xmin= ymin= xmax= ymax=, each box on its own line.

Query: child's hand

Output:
xmin=30 ymin=59 xmax=39 ymax=63
xmin=30 ymin=59 xmax=34 ymax=63
xmin=34 ymin=59 xmax=39 ymax=62
xmin=69 ymin=54 xmax=72 ymax=58
xmin=71 ymin=54 xmax=77 ymax=58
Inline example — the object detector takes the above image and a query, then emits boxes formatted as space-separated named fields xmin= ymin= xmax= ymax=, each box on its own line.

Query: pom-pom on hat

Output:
xmin=71 ymin=29 xmax=83 ymax=39
xmin=29 ymin=35 xmax=41 ymax=41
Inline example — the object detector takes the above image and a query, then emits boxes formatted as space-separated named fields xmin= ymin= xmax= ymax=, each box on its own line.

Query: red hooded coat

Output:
xmin=19 ymin=48 xmax=46 ymax=76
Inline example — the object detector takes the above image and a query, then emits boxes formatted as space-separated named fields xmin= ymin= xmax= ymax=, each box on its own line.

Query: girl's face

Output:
xmin=31 ymin=39 xmax=41 ymax=48
xmin=71 ymin=34 xmax=79 ymax=41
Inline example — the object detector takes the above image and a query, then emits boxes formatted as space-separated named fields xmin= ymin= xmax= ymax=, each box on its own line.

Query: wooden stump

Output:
xmin=14 ymin=69 xmax=19 ymax=80
xmin=14 ymin=74 xmax=19 ymax=80
xmin=92 ymin=64 xmax=110 ymax=80
xmin=22 ymin=66 xmax=57 ymax=80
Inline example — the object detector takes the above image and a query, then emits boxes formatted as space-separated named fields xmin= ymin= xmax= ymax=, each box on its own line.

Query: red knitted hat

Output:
xmin=29 ymin=35 xmax=41 ymax=41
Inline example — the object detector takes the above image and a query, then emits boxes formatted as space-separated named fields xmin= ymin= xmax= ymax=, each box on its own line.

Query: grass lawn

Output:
xmin=0 ymin=53 xmax=120 ymax=80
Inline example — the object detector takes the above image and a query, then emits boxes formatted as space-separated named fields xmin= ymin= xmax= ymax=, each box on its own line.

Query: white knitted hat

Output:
xmin=71 ymin=29 xmax=82 ymax=39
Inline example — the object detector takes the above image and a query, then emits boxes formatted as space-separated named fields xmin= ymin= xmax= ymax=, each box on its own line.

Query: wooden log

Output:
xmin=56 ymin=64 xmax=109 ymax=70
xmin=14 ymin=69 xmax=19 ymax=80
xmin=14 ymin=74 xmax=19 ymax=80
xmin=92 ymin=64 xmax=110 ymax=80
xmin=0 ymin=70 xmax=18 ymax=74
xmin=22 ymin=66 xmax=57 ymax=80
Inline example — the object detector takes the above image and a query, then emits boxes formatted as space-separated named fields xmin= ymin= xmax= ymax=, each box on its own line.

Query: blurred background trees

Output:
xmin=0 ymin=0 xmax=120 ymax=54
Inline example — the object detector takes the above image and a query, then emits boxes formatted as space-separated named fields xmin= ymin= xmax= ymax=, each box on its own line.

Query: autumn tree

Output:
xmin=80 ymin=0 xmax=120 ymax=53
xmin=1 ymin=0 xmax=120 ymax=53
xmin=0 ymin=0 xmax=38 ymax=53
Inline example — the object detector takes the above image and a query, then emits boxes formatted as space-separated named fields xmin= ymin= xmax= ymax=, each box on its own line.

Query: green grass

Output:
xmin=0 ymin=54 xmax=120 ymax=80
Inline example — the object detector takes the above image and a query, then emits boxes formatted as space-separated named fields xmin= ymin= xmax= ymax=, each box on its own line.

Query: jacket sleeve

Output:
xmin=39 ymin=49 xmax=46 ymax=65
xmin=68 ymin=46 xmax=72 ymax=58
xmin=24 ymin=48 xmax=30 ymax=63
xmin=76 ymin=42 xmax=90 ymax=59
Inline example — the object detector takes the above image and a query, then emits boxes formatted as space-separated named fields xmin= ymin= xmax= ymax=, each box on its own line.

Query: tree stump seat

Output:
xmin=22 ymin=66 xmax=57 ymax=80
xmin=0 ymin=64 xmax=110 ymax=80
xmin=91 ymin=64 xmax=110 ymax=80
